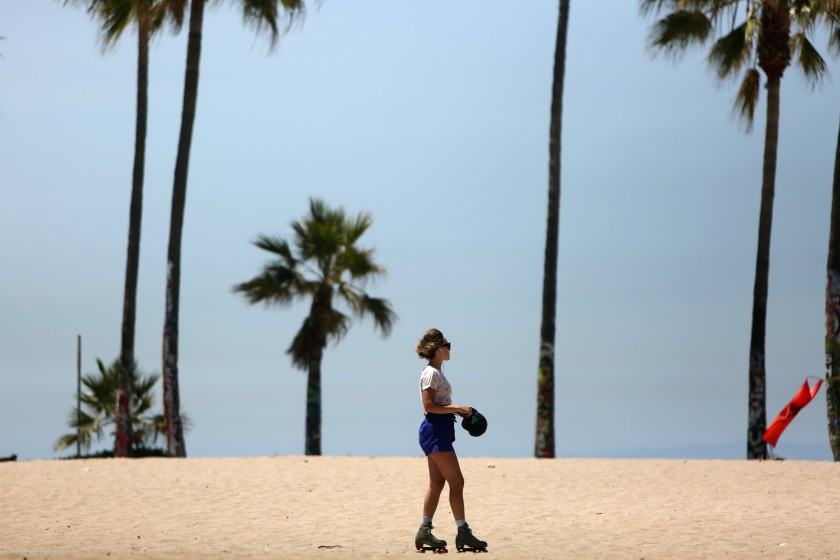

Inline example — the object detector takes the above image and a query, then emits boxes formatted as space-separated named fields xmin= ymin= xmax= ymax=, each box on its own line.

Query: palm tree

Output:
xmin=826 ymin=88 xmax=840 ymax=460
xmin=162 ymin=0 xmax=305 ymax=457
xmin=642 ymin=0 xmax=838 ymax=459
xmin=536 ymin=0 xmax=571 ymax=459
xmin=66 ymin=0 xmax=186 ymax=458
xmin=233 ymin=198 xmax=396 ymax=455
xmin=55 ymin=359 xmax=168 ymax=455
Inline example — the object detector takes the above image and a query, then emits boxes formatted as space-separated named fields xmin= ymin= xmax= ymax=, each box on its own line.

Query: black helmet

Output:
xmin=461 ymin=407 xmax=487 ymax=437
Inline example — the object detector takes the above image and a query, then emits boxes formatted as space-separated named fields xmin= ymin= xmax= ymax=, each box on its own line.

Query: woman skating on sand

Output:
xmin=414 ymin=328 xmax=488 ymax=553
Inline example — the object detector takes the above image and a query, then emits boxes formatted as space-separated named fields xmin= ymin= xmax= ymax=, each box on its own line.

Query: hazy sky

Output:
xmin=2 ymin=1 xmax=838 ymax=461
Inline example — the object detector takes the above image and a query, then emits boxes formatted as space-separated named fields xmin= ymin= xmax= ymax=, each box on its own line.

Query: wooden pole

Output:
xmin=77 ymin=335 xmax=81 ymax=459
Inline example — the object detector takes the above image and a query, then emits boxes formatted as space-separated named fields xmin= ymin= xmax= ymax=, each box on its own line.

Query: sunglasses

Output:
xmin=440 ymin=342 xmax=451 ymax=350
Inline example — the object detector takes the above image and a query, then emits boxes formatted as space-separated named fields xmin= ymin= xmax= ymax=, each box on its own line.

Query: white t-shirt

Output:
xmin=419 ymin=365 xmax=452 ymax=406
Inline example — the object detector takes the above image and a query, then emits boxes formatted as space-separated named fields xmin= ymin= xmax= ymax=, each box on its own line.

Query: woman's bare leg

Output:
xmin=423 ymin=454 xmax=446 ymax=519
xmin=427 ymin=451 xmax=465 ymax=520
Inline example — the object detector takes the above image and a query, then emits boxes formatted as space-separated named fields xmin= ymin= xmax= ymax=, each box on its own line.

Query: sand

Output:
xmin=1 ymin=456 xmax=838 ymax=559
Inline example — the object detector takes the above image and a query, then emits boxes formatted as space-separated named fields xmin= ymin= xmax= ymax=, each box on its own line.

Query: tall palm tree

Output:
xmin=233 ymin=198 xmax=396 ymax=456
xmin=535 ymin=0 xmax=570 ymax=459
xmin=162 ymin=0 xmax=304 ymax=457
xmin=67 ymin=0 xmax=186 ymax=458
xmin=642 ymin=0 xmax=838 ymax=459
xmin=54 ymin=359 xmax=168 ymax=455
xmin=827 ymin=117 xmax=840 ymax=460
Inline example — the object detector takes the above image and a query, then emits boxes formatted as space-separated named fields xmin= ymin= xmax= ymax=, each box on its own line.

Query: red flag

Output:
xmin=762 ymin=379 xmax=823 ymax=447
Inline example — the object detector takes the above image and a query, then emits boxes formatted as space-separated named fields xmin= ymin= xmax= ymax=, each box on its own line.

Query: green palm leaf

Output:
xmin=733 ymin=67 xmax=761 ymax=131
xmin=709 ymin=22 xmax=751 ymax=79
xmin=791 ymin=32 xmax=829 ymax=85
xmin=648 ymin=10 xmax=713 ymax=57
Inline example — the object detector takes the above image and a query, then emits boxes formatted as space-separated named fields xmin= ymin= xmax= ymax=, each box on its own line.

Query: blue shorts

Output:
xmin=419 ymin=413 xmax=456 ymax=456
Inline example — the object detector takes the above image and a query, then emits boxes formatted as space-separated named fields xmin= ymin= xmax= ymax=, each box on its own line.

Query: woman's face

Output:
xmin=438 ymin=338 xmax=451 ymax=361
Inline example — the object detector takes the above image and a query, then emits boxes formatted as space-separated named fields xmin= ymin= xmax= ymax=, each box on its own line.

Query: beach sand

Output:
xmin=1 ymin=456 xmax=838 ymax=559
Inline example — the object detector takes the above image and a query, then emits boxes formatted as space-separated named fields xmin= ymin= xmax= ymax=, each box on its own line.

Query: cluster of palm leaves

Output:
xmin=55 ymin=359 xmax=169 ymax=455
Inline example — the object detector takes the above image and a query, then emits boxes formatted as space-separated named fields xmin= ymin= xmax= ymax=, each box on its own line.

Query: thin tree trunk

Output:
xmin=746 ymin=74 xmax=781 ymax=460
xmin=825 ymin=115 xmax=840 ymax=461
xmin=163 ymin=0 xmax=205 ymax=458
xmin=535 ymin=0 xmax=569 ymax=459
xmin=116 ymin=13 xmax=150 ymax=458
xmin=305 ymin=350 xmax=323 ymax=456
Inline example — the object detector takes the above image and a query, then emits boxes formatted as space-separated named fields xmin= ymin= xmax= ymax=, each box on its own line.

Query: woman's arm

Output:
xmin=422 ymin=388 xmax=472 ymax=417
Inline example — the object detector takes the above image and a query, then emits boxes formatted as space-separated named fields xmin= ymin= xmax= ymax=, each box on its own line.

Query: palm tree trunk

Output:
xmin=825 ymin=116 xmax=840 ymax=461
xmin=746 ymin=73 xmax=781 ymax=460
xmin=163 ymin=0 xmax=205 ymax=458
xmin=116 ymin=13 xmax=150 ymax=458
xmin=535 ymin=0 xmax=569 ymax=459
xmin=305 ymin=350 xmax=323 ymax=456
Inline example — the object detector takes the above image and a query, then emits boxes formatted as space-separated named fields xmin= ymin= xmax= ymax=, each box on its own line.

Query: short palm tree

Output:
xmin=55 ymin=359 xmax=167 ymax=455
xmin=641 ymin=0 xmax=840 ymax=459
xmin=162 ymin=0 xmax=305 ymax=458
xmin=234 ymin=198 xmax=396 ymax=455
xmin=67 ymin=0 xmax=187 ymax=457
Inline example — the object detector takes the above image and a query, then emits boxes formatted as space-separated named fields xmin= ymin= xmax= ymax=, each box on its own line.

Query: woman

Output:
xmin=414 ymin=328 xmax=488 ymax=553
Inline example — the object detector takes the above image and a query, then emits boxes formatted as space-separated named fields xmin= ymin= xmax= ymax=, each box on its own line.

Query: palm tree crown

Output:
xmin=65 ymin=0 xmax=186 ymax=48
xmin=236 ymin=198 xmax=396 ymax=365
xmin=642 ymin=0 xmax=836 ymax=129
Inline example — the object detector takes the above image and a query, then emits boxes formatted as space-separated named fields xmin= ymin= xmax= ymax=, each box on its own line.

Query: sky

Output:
xmin=1 ymin=1 xmax=838 ymax=462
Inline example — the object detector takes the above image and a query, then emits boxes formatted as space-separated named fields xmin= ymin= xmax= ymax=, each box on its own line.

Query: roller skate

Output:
xmin=455 ymin=523 xmax=487 ymax=553
xmin=415 ymin=524 xmax=448 ymax=553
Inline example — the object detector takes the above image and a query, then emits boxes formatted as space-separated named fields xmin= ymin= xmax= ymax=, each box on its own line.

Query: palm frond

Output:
xmin=791 ymin=32 xmax=829 ymax=87
xmin=733 ymin=67 xmax=761 ymax=132
xmin=326 ymin=309 xmax=351 ymax=343
xmin=150 ymin=0 xmax=188 ymax=35
xmin=71 ymin=0 xmax=187 ymax=50
xmin=242 ymin=0 xmax=306 ymax=49
xmin=308 ymin=197 xmax=329 ymax=222
xmin=640 ymin=0 xmax=722 ymax=18
xmin=287 ymin=306 xmax=349 ymax=369
xmin=358 ymin=294 xmax=396 ymax=336
xmin=335 ymin=285 xmax=395 ymax=334
xmin=345 ymin=212 xmax=373 ymax=245
xmin=340 ymin=246 xmax=385 ymax=282
xmin=304 ymin=220 xmax=342 ymax=262
xmin=232 ymin=266 xmax=306 ymax=306
xmin=97 ymin=0 xmax=136 ymax=46
xmin=337 ymin=284 xmax=364 ymax=316
xmin=832 ymin=24 xmax=840 ymax=55
xmin=708 ymin=21 xmax=751 ymax=79
xmin=254 ymin=234 xmax=296 ymax=264
xmin=648 ymin=10 xmax=714 ymax=57
xmin=55 ymin=408 xmax=101 ymax=451
xmin=640 ymin=0 xmax=674 ymax=17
